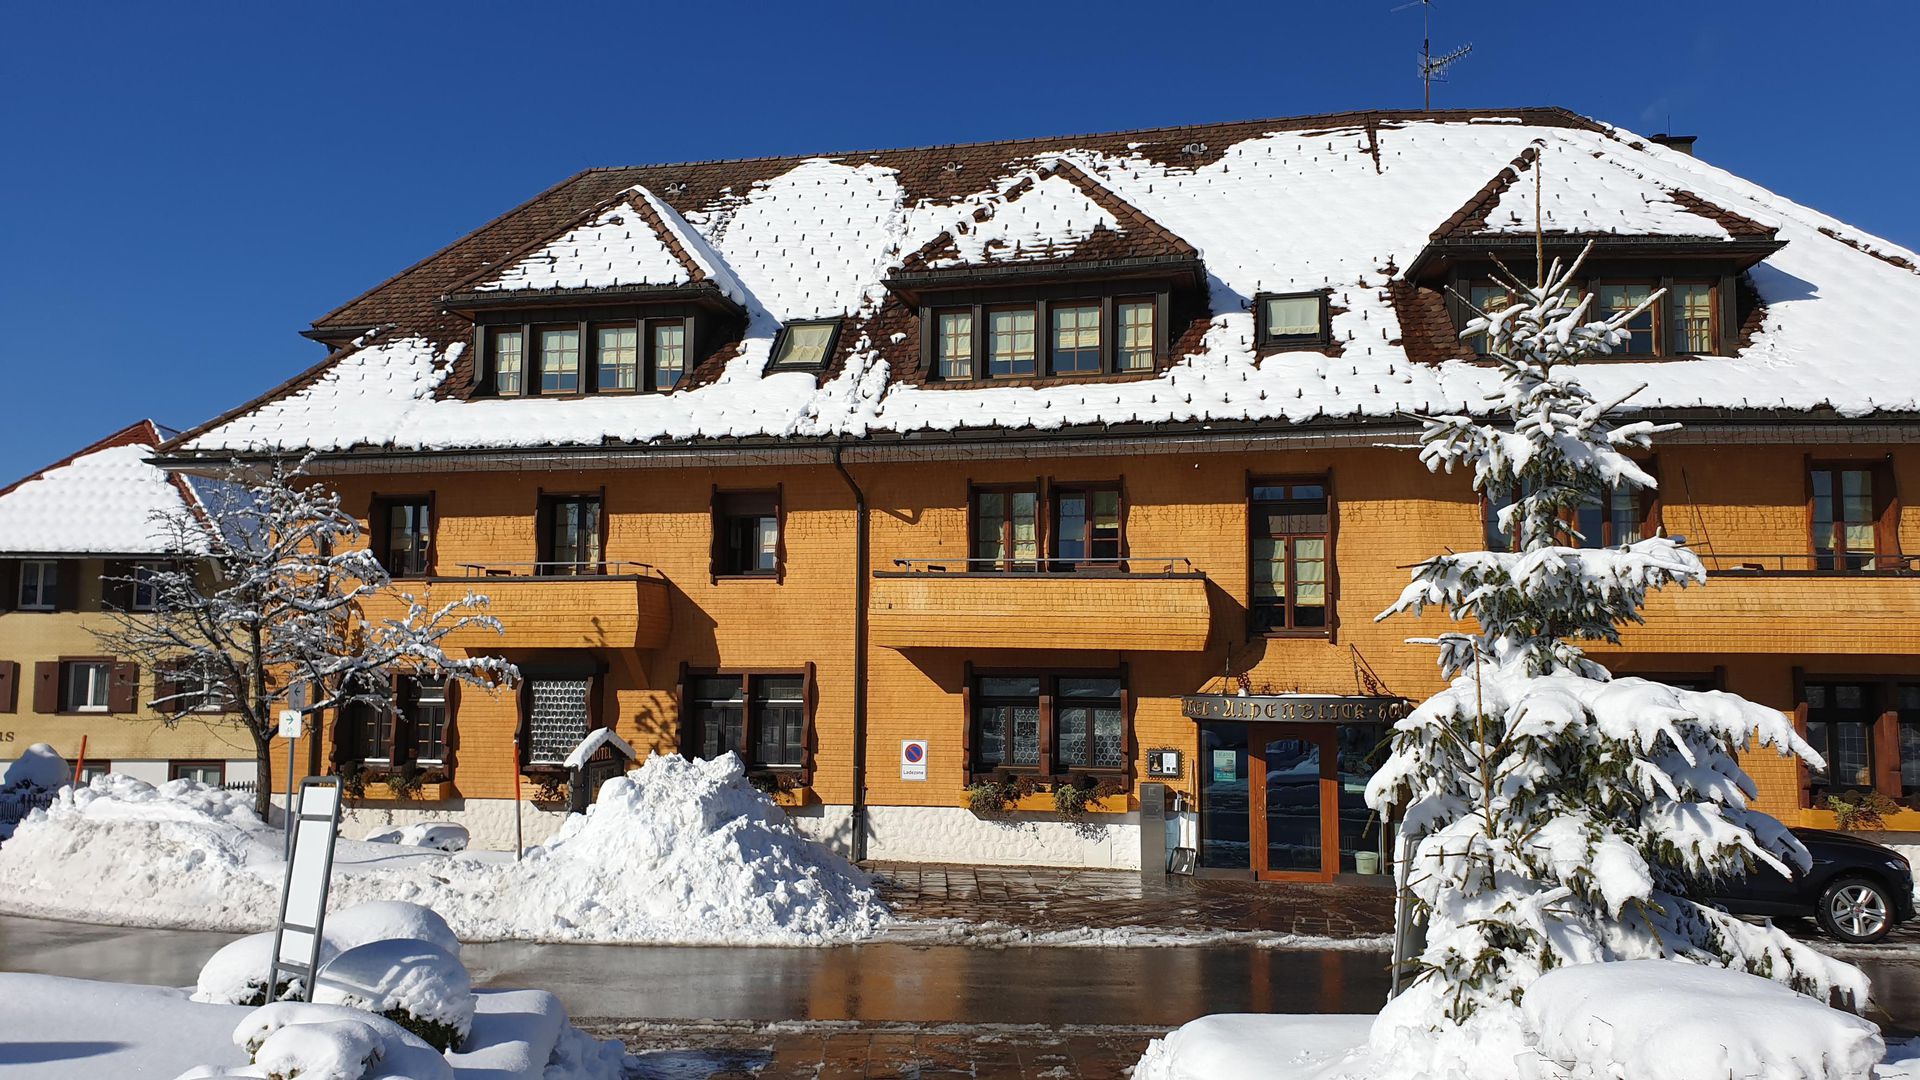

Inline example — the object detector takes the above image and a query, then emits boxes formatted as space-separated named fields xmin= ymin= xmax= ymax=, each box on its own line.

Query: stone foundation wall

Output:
xmin=864 ymin=804 xmax=1141 ymax=869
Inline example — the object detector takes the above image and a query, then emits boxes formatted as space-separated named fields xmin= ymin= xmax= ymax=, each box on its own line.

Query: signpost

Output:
xmin=278 ymin=709 xmax=303 ymax=859
xmin=899 ymin=740 xmax=927 ymax=782
xmin=265 ymin=776 xmax=342 ymax=1002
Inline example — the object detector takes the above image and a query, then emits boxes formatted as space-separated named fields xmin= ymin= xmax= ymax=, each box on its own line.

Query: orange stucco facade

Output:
xmin=282 ymin=431 xmax=1920 ymax=862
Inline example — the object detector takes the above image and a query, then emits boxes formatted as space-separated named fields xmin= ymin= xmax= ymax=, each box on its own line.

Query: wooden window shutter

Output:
xmin=533 ymin=488 xmax=551 ymax=571
xmin=33 ymin=661 xmax=58 ymax=713
xmin=801 ymin=660 xmax=817 ymax=779
xmin=596 ymin=486 xmax=609 ymax=575
xmin=1119 ymin=661 xmax=1135 ymax=785
xmin=53 ymin=560 xmax=80 ymax=612
xmin=960 ymin=661 xmax=974 ymax=783
xmin=1791 ymin=665 xmax=1810 ymax=807
xmin=775 ymin=482 xmax=787 ymax=584
xmin=708 ymin=485 xmax=722 ymax=584
xmin=108 ymin=662 xmax=139 ymax=714
xmin=0 ymin=561 xmax=16 ymax=612
xmin=1325 ymin=470 xmax=1340 ymax=644
xmin=0 ymin=660 xmax=17 ymax=713
xmin=367 ymin=494 xmax=388 ymax=570
xmin=675 ymin=661 xmax=692 ymax=757
xmin=471 ymin=326 xmax=487 ymax=391
xmin=1875 ymin=685 xmax=1902 ymax=798
xmin=1876 ymin=455 xmax=1902 ymax=561
xmin=424 ymin=491 xmax=439 ymax=577
xmin=154 ymin=663 xmax=180 ymax=716
xmin=1037 ymin=676 xmax=1054 ymax=778
xmin=1640 ymin=456 xmax=1664 ymax=537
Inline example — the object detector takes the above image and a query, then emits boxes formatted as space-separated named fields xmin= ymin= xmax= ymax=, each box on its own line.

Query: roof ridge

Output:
xmin=1047 ymin=159 xmax=1198 ymax=258
xmin=0 ymin=419 xmax=163 ymax=500
xmin=569 ymin=106 xmax=1600 ymax=176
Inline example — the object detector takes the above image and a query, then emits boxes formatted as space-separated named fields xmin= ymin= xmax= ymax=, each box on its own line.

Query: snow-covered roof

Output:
xmin=0 ymin=420 xmax=203 ymax=555
xmin=171 ymin=108 xmax=1920 ymax=458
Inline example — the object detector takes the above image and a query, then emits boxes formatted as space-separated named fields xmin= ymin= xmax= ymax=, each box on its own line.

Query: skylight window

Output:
xmin=770 ymin=320 xmax=840 ymax=370
xmin=1254 ymin=292 xmax=1329 ymax=352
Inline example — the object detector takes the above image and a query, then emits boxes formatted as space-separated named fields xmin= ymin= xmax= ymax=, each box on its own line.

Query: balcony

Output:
xmin=869 ymin=557 xmax=1212 ymax=652
xmin=1604 ymin=552 xmax=1920 ymax=656
xmin=359 ymin=562 xmax=672 ymax=651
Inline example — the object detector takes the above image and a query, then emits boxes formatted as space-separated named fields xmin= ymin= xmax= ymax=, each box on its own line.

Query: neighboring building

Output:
xmin=0 ymin=421 xmax=255 ymax=787
xmin=157 ymin=108 xmax=1920 ymax=874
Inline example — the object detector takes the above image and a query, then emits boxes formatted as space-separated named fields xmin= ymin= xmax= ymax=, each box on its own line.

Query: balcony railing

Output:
xmin=452 ymin=561 xmax=664 ymax=579
xmin=881 ymin=556 xmax=1198 ymax=577
xmin=1696 ymin=552 xmax=1920 ymax=575
xmin=869 ymin=555 xmax=1211 ymax=651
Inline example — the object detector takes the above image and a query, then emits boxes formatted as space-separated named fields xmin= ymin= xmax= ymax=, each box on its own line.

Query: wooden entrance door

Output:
xmin=1249 ymin=725 xmax=1339 ymax=882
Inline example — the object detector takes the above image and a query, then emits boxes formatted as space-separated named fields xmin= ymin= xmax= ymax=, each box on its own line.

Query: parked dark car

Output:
xmin=1704 ymin=828 xmax=1915 ymax=944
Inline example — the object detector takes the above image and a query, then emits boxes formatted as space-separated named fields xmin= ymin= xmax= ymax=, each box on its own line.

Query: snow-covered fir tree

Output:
xmin=95 ymin=457 xmax=518 ymax=818
xmin=1365 ymin=243 xmax=1867 ymax=1029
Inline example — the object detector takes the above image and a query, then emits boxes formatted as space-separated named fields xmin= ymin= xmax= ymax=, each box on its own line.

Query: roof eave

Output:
xmin=883 ymin=255 xmax=1205 ymax=304
xmin=1405 ymin=235 xmax=1788 ymax=282
xmin=440 ymin=281 xmax=746 ymax=319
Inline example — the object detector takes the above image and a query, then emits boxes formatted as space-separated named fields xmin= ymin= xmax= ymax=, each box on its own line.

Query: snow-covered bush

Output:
xmin=325 ymin=900 xmax=462 ymax=959
xmin=1367 ymin=245 xmax=1865 ymax=1028
xmin=3 ymin=743 xmax=69 ymax=789
xmin=231 ymin=1001 xmax=453 ymax=1080
xmin=194 ymin=930 xmax=341 ymax=1006
xmin=312 ymin=939 xmax=475 ymax=1051
xmin=1520 ymin=960 xmax=1883 ymax=1080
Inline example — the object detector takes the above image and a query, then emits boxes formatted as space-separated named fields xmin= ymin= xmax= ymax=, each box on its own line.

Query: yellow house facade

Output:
xmin=0 ymin=421 xmax=254 ymax=789
xmin=157 ymin=108 xmax=1920 ymax=872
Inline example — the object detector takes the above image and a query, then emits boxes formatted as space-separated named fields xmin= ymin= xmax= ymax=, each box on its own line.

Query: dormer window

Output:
xmin=770 ymin=319 xmax=840 ymax=371
xmin=1466 ymin=285 xmax=1515 ymax=356
xmin=1254 ymin=292 xmax=1330 ymax=353
xmin=1594 ymin=279 xmax=1720 ymax=357
xmin=479 ymin=315 xmax=698 ymax=396
xmin=922 ymin=293 xmax=1165 ymax=383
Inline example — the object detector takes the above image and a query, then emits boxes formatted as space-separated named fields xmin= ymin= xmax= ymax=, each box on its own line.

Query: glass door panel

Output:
xmin=1262 ymin=735 xmax=1323 ymax=874
xmin=1336 ymin=723 xmax=1388 ymax=873
xmin=1199 ymin=722 xmax=1250 ymax=869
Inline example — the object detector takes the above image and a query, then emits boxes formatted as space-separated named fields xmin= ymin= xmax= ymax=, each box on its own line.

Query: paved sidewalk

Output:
xmin=599 ymin=1019 xmax=1158 ymax=1079
xmin=869 ymin=862 xmax=1396 ymax=939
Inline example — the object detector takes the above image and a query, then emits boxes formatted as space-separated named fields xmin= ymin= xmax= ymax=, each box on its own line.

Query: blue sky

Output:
xmin=1 ymin=1 xmax=1913 ymax=482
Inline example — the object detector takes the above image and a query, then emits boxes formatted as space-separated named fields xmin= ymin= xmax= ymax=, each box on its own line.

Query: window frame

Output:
xmin=1047 ymin=300 xmax=1104 ymax=376
xmin=1248 ymin=476 xmax=1334 ymax=638
xmin=475 ymin=309 xmax=702 ymax=397
xmin=130 ymin=561 xmax=165 ymax=612
xmin=1449 ymin=271 xmax=1732 ymax=360
xmin=984 ymin=303 xmax=1039 ymax=378
xmin=768 ymin=319 xmax=842 ymax=373
xmin=1808 ymin=458 xmax=1899 ymax=573
xmin=680 ymin=663 xmax=815 ymax=777
xmin=17 ymin=560 xmax=57 ymax=611
xmin=519 ymin=668 xmax=604 ymax=772
xmin=917 ymin=285 xmax=1170 ymax=385
xmin=168 ymin=760 xmax=226 ymax=786
xmin=1797 ymin=675 xmax=1919 ymax=808
xmin=371 ymin=494 xmax=435 ymax=579
xmin=535 ymin=490 xmax=606 ymax=577
xmin=710 ymin=487 xmax=784 ymax=581
xmin=1047 ymin=483 xmax=1125 ymax=571
xmin=534 ymin=323 xmax=583 ymax=396
xmin=62 ymin=659 xmax=113 ymax=714
xmin=1252 ymin=291 xmax=1331 ymax=355
xmin=964 ymin=666 xmax=1131 ymax=782
xmin=1480 ymin=464 xmax=1663 ymax=553
xmin=967 ymin=480 xmax=1129 ymax=574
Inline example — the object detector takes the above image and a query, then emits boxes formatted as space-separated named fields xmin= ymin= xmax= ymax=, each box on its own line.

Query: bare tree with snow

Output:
xmin=1366 ymin=243 xmax=1866 ymax=1032
xmin=94 ymin=457 xmax=518 ymax=818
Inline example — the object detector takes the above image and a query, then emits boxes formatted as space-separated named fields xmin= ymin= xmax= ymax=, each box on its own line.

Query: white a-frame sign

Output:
xmin=264 ymin=775 xmax=343 ymax=1000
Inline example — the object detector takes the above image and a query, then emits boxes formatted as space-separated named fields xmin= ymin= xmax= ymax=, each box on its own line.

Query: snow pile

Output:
xmin=4 ymin=742 xmax=70 ymax=788
xmin=227 ymin=1001 xmax=455 ymax=1080
xmin=0 ymin=756 xmax=885 ymax=944
xmin=363 ymin=821 xmax=470 ymax=852
xmin=1137 ymin=961 xmax=1885 ymax=1079
xmin=194 ymin=930 xmax=338 ymax=1005
xmin=489 ymin=753 xmax=882 ymax=943
xmin=1521 ymin=960 xmax=1882 ymax=1080
xmin=313 ymin=939 xmax=475 ymax=1050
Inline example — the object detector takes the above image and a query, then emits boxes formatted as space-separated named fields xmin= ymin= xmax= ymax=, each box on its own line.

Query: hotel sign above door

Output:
xmin=1180 ymin=694 xmax=1413 ymax=724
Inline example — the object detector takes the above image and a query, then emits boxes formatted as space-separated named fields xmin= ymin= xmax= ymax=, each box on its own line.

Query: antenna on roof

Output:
xmin=1391 ymin=0 xmax=1472 ymax=110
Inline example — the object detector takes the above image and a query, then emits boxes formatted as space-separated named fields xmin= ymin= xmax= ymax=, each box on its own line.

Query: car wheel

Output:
xmin=1818 ymin=877 xmax=1895 ymax=944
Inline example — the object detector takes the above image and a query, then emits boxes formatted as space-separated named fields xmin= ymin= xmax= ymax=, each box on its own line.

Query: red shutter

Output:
xmin=801 ymin=661 xmax=817 ymax=780
xmin=960 ymin=661 xmax=974 ymax=784
xmin=153 ymin=664 xmax=181 ymax=716
xmin=708 ymin=486 xmax=722 ymax=583
xmin=0 ymin=660 xmax=17 ymax=713
xmin=1119 ymin=661 xmax=1135 ymax=786
xmin=33 ymin=661 xmax=59 ymax=713
xmin=108 ymin=662 xmax=139 ymax=714
xmin=53 ymin=560 xmax=80 ymax=612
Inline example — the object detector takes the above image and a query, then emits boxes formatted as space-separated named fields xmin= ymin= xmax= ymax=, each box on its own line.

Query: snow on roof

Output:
xmin=0 ymin=421 xmax=202 ymax=555
xmin=177 ymin=112 xmax=1920 ymax=457
xmin=469 ymin=184 xmax=746 ymax=304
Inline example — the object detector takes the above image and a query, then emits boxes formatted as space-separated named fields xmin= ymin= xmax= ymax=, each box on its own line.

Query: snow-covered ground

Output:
xmin=1136 ymin=960 xmax=1906 ymax=1080
xmin=0 ymin=753 xmax=885 ymax=945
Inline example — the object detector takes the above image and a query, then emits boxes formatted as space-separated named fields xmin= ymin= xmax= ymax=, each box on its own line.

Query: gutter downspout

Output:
xmin=831 ymin=444 xmax=871 ymax=863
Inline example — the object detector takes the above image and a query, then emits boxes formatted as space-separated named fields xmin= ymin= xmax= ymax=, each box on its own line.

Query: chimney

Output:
xmin=1649 ymin=133 xmax=1697 ymax=156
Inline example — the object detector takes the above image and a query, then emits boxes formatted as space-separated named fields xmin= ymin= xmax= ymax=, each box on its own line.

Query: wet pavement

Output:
xmin=871 ymin=862 xmax=1396 ymax=940
xmin=606 ymin=1020 xmax=1159 ymax=1079
xmin=0 ymin=914 xmax=1392 ymax=1026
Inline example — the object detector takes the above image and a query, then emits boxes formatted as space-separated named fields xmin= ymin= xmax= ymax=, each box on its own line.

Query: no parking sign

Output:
xmin=900 ymin=739 xmax=928 ymax=781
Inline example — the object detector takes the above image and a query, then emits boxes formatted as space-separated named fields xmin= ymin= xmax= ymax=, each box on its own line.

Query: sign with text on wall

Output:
xmin=900 ymin=740 xmax=928 ymax=781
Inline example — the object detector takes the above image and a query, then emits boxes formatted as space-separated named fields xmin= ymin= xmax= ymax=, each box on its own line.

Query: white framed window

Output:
xmin=771 ymin=320 xmax=839 ymax=370
xmin=65 ymin=661 xmax=110 ymax=712
xmin=18 ymin=560 xmax=57 ymax=610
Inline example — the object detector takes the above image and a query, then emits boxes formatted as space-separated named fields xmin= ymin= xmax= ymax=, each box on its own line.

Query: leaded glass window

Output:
xmin=528 ymin=677 xmax=591 ymax=766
